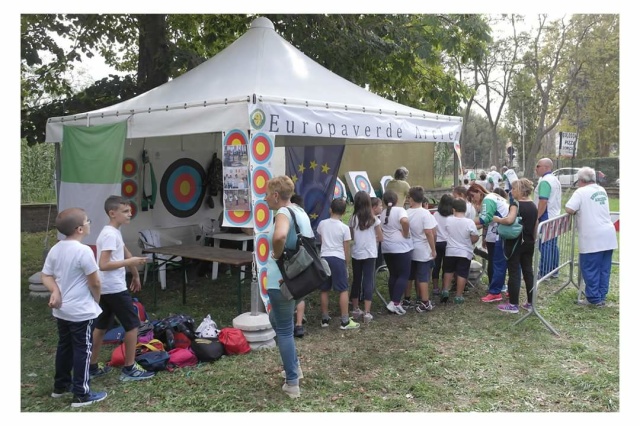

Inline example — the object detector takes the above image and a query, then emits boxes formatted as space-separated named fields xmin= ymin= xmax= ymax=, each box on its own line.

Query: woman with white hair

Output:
xmin=565 ymin=167 xmax=618 ymax=307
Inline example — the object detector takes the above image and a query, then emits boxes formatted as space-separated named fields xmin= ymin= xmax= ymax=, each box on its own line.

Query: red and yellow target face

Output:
xmin=251 ymin=133 xmax=272 ymax=164
xmin=224 ymin=129 xmax=247 ymax=146
xmin=129 ymin=201 xmax=138 ymax=219
xmin=224 ymin=210 xmax=252 ymax=226
xmin=259 ymin=268 xmax=268 ymax=295
xmin=255 ymin=234 xmax=270 ymax=264
xmin=251 ymin=166 xmax=271 ymax=196
xmin=253 ymin=201 xmax=271 ymax=233
xmin=334 ymin=177 xmax=346 ymax=199
xmin=355 ymin=175 xmax=371 ymax=193
xmin=121 ymin=179 xmax=138 ymax=197
xmin=122 ymin=158 xmax=138 ymax=177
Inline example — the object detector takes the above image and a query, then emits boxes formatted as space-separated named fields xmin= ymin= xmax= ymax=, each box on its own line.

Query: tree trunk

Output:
xmin=136 ymin=14 xmax=170 ymax=93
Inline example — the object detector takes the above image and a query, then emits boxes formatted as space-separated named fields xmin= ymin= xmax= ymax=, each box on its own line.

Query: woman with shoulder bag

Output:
xmin=265 ymin=176 xmax=312 ymax=399
xmin=492 ymin=179 xmax=538 ymax=313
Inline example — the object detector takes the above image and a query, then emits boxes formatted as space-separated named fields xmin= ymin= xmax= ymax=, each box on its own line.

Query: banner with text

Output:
xmin=250 ymin=103 xmax=462 ymax=143
xmin=556 ymin=132 xmax=579 ymax=158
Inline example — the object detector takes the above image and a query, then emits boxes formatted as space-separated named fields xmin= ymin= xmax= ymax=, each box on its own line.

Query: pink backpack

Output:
xmin=168 ymin=347 xmax=198 ymax=368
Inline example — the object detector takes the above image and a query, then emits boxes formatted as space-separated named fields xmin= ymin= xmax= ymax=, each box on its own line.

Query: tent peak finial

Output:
xmin=251 ymin=17 xmax=275 ymax=30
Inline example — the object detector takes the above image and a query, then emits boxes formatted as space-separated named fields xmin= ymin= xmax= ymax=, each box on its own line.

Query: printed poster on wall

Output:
xmin=221 ymin=129 xmax=253 ymax=228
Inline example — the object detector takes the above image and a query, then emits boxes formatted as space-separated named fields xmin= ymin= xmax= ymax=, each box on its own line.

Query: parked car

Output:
xmin=615 ymin=178 xmax=620 ymax=187
xmin=551 ymin=168 xmax=580 ymax=187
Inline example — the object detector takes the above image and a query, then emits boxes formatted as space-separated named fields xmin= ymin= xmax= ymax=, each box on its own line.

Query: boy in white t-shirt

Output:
xmin=317 ymin=198 xmax=359 ymax=330
xmin=41 ymin=208 xmax=107 ymax=408
xmin=440 ymin=199 xmax=480 ymax=304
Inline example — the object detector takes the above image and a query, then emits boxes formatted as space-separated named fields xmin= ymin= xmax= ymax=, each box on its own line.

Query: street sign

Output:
xmin=556 ymin=132 xmax=579 ymax=158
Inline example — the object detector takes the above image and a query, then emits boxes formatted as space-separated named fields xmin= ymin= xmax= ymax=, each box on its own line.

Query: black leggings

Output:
xmin=505 ymin=240 xmax=535 ymax=305
xmin=431 ymin=241 xmax=447 ymax=280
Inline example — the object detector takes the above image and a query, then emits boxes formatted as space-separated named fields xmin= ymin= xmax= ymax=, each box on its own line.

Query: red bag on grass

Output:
xmin=218 ymin=328 xmax=251 ymax=355
xmin=109 ymin=343 xmax=126 ymax=367
xmin=168 ymin=347 xmax=198 ymax=368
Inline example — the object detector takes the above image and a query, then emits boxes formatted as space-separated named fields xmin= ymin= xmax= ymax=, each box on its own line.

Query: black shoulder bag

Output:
xmin=276 ymin=207 xmax=330 ymax=300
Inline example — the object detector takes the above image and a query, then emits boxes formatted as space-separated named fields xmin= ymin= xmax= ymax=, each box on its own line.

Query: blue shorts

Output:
xmin=410 ymin=260 xmax=434 ymax=282
xmin=443 ymin=256 xmax=471 ymax=279
xmin=320 ymin=256 xmax=349 ymax=292
xmin=95 ymin=291 xmax=140 ymax=332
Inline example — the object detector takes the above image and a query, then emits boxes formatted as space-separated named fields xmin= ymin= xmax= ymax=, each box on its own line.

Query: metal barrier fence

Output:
xmin=514 ymin=211 xmax=620 ymax=335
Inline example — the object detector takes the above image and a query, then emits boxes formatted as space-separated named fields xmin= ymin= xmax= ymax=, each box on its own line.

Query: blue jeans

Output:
xmin=580 ymin=250 xmax=613 ymax=304
xmin=488 ymin=238 xmax=507 ymax=295
xmin=54 ymin=318 xmax=95 ymax=397
xmin=267 ymin=289 xmax=299 ymax=385
xmin=539 ymin=237 xmax=560 ymax=278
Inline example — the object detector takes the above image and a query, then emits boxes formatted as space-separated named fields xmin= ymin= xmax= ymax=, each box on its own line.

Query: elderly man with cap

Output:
xmin=386 ymin=167 xmax=411 ymax=209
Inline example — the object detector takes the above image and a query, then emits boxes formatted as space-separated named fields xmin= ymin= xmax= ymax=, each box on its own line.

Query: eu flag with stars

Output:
xmin=285 ymin=145 xmax=345 ymax=231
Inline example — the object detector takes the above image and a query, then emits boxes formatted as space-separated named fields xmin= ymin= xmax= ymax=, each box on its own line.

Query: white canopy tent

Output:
xmin=45 ymin=16 xmax=462 ymax=253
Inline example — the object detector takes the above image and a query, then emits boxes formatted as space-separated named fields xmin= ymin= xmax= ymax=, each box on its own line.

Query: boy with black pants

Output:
xmin=90 ymin=195 xmax=155 ymax=381
xmin=42 ymin=208 xmax=107 ymax=407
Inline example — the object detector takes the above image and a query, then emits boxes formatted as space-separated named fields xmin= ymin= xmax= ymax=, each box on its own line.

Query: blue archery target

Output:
xmin=355 ymin=175 xmax=372 ymax=194
xmin=380 ymin=175 xmax=392 ymax=191
xmin=160 ymin=158 xmax=206 ymax=218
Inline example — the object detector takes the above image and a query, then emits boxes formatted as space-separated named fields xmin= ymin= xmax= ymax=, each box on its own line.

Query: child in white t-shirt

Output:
xmin=317 ymin=198 xmax=358 ymax=330
xmin=440 ymin=199 xmax=480 ymax=304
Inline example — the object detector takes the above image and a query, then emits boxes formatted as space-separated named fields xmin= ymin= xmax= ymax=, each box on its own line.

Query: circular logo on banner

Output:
xmin=121 ymin=179 xmax=138 ymax=198
xmin=355 ymin=175 xmax=372 ymax=194
xmin=251 ymin=166 xmax=272 ymax=196
xmin=259 ymin=268 xmax=268 ymax=296
xmin=122 ymin=158 xmax=138 ymax=177
xmin=255 ymin=234 xmax=270 ymax=264
xmin=224 ymin=129 xmax=248 ymax=146
xmin=129 ymin=200 xmax=138 ymax=219
xmin=159 ymin=158 xmax=206 ymax=218
xmin=253 ymin=201 xmax=272 ymax=233
xmin=251 ymin=133 xmax=272 ymax=164
xmin=334 ymin=177 xmax=346 ymax=200
xmin=224 ymin=210 xmax=252 ymax=226
xmin=250 ymin=109 xmax=266 ymax=130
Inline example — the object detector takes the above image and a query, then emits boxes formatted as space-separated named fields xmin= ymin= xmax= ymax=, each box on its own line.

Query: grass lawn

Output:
xmin=20 ymin=225 xmax=620 ymax=413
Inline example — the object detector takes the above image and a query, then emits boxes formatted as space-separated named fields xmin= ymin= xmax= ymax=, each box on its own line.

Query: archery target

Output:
xmin=224 ymin=209 xmax=252 ymax=226
xmin=224 ymin=129 xmax=248 ymax=146
xmin=345 ymin=171 xmax=376 ymax=198
xmin=159 ymin=158 xmax=206 ymax=218
xmin=250 ymin=133 xmax=273 ymax=164
xmin=255 ymin=234 xmax=270 ymax=265
xmin=333 ymin=177 xmax=346 ymax=200
xmin=121 ymin=179 xmax=138 ymax=198
xmin=251 ymin=166 xmax=272 ymax=196
xmin=129 ymin=200 xmax=138 ymax=219
xmin=122 ymin=158 xmax=138 ymax=177
xmin=253 ymin=201 xmax=272 ymax=233
xmin=259 ymin=268 xmax=268 ymax=295
xmin=380 ymin=175 xmax=393 ymax=191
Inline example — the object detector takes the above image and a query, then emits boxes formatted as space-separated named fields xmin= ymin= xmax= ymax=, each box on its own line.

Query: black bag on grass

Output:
xmin=191 ymin=337 xmax=225 ymax=362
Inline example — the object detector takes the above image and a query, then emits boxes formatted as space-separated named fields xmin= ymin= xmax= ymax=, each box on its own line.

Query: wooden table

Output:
xmin=141 ymin=244 xmax=254 ymax=313
xmin=210 ymin=232 xmax=254 ymax=281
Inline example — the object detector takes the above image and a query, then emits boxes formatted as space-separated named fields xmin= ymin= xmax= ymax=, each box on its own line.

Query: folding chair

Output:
xmin=138 ymin=229 xmax=187 ymax=290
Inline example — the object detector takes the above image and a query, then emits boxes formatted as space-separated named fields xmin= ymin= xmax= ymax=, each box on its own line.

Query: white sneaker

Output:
xmin=350 ymin=308 xmax=364 ymax=321
xmin=282 ymin=382 xmax=300 ymax=398
xmin=386 ymin=301 xmax=406 ymax=315
xmin=280 ymin=366 xmax=304 ymax=379
xmin=363 ymin=312 xmax=374 ymax=324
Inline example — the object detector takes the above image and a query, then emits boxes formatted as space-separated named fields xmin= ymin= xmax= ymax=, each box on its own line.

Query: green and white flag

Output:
xmin=59 ymin=122 xmax=126 ymax=245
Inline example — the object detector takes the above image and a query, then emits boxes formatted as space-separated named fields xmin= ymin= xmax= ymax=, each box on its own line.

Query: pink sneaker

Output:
xmin=481 ymin=293 xmax=503 ymax=303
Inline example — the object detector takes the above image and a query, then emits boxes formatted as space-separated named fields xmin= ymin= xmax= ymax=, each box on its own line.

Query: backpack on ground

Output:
xmin=191 ymin=337 xmax=225 ymax=362
xmin=136 ymin=350 xmax=170 ymax=372
xmin=138 ymin=321 xmax=154 ymax=343
xmin=153 ymin=314 xmax=196 ymax=350
xmin=103 ymin=325 xmax=125 ymax=345
xmin=168 ymin=347 xmax=198 ymax=368
xmin=218 ymin=328 xmax=251 ymax=355
xmin=132 ymin=297 xmax=148 ymax=323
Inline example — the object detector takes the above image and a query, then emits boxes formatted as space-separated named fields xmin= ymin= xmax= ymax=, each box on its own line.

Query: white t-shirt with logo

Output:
xmin=96 ymin=225 xmax=127 ymax=294
xmin=317 ymin=218 xmax=351 ymax=260
xmin=565 ymin=184 xmax=618 ymax=254
xmin=42 ymin=239 xmax=102 ymax=322
xmin=407 ymin=207 xmax=437 ymax=261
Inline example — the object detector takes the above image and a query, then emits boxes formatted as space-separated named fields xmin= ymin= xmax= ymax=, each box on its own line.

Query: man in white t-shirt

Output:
xmin=565 ymin=167 xmax=618 ymax=307
xmin=487 ymin=166 xmax=502 ymax=191
xmin=534 ymin=158 xmax=562 ymax=278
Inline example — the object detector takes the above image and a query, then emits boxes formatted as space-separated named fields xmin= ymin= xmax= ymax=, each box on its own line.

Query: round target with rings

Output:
xmin=380 ymin=175 xmax=392 ymax=191
xmin=255 ymin=234 xmax=270 ymax=265
xmin=224 ymin=129 xmax=248 ymax=146
xmin=250 ymin=133 xmax=273 ymax=164
xmin=334 ymin=177 xmax=346 ymax=200
xmin=159 ymin=158 xmax=206 ymax=218
xmin=259 ymin=268 xmax=268 ymax=296
xmin=224 ymin=210 xmax=252 ymax=227
xmin=121 ymin=179 xmax=138 ymax=198
xmin=122 ymin=158 xmax=138 ymax=177
xmin=251 ymin=166 xmax=272 ymax=197
xmin=129 ymin=200 xmax=138 ymax=219
xmin=354 ymin=175 xmax=372 ymax=194
xmin=253 ymin=201 xmax=272 ymax=233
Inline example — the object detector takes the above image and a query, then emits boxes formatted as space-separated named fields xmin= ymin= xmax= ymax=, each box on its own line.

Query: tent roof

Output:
xmin=46 ymin=17 xmax=459 ymax=142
